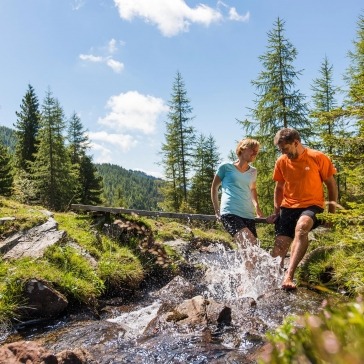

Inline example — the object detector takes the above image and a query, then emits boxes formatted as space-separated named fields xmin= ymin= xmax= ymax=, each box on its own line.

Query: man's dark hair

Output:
xmin=274 ymin=128 xmax=301 ymax=145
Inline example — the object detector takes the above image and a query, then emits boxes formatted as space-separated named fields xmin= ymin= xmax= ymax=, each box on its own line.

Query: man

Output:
xmin=267 ymin=128 xmax=338 ymax=290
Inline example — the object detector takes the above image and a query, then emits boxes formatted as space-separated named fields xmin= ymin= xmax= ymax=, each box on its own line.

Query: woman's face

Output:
xmin=240 ymin=147 xmax=259 ymax=162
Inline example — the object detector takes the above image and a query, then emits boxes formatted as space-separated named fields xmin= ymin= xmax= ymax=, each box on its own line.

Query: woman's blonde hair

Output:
xmin=236 ymin=138 xmax=260 ymax=156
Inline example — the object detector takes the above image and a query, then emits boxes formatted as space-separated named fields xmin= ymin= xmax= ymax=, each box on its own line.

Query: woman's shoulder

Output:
xmin=218 ymin=161 xmax=234 ymax=169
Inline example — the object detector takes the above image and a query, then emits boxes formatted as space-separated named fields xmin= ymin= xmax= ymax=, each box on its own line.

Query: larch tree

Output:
xmin=189 ymin=134 xmax=221 ymax=214
xmin=341 ymin=12 xmax=364 ymax=205
xmin=310 ymin=56 xmax=346 ymax=152
xmin=239 ymin=17 xmax=310 ymax=213
xmin=31 ymin=89 xmax=77 ymax=210
xmin=13 ymin=84 xmax=41 ymax=172
xmin=310 ymin=56 xmax=348 ymax=201
xmin=160 ymin=71 xmax=195 ymax=212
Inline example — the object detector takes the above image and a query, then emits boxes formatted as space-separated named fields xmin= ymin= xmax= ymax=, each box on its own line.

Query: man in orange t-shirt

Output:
xmin=267 ymin=128 xmax=338 ymax=290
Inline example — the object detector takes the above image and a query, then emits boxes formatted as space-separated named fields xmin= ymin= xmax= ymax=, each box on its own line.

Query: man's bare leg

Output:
xmin=272 ymin=235 xmax=292 ymax=267
xmin=282 ymin=215 xmax=313 ymax=290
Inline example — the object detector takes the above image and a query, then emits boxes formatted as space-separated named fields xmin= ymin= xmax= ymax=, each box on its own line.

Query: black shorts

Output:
xmin=275 ymin=206 xmax=324 ymax=239
xmin=220 ymin=214 xmax=257 ymax=238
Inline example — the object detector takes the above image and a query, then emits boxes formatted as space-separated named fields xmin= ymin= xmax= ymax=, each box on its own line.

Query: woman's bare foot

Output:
xmin=281 ymin=276 xmax=297 ymax=290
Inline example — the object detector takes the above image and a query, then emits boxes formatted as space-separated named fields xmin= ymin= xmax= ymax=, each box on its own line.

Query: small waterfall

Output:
xmin=202 ymin=231 xmax=284 ymax=301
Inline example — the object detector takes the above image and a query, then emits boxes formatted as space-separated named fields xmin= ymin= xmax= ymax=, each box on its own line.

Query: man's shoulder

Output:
xmin=306 ymin=148 xmax=325 ymax=157
xmin=306 ymin=148 xmax=330 ymax=161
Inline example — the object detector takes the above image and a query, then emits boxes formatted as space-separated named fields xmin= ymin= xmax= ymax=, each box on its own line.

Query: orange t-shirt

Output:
xmin=273 ymin=148 xmax=336 ymax=209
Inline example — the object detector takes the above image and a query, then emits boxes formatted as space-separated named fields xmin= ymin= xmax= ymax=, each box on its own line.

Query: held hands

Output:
xmin=266 ymin=213 xmax=278 ymax=224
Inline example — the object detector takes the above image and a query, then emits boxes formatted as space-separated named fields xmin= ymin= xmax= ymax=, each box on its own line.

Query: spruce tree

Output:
xmin=13 ymin=84 xmax=40 ymax=172
xmin=239 ymin=17 xmax=310 ymax=213
xmin=67 ymin=111 xmax=89 ymax=164
xmin=31 ymin=89 xmax=77 ymax=210
xmin=0 ymin=143 xmax=13 ymax=196
xmin=160 ymin=71 xmax=195 ymax=211
xmin=189 ymin=134 xmax=221 ymax=214
xmin=78 ymin=154 xmax=103 ymax=205
xmin=66 ymin=111 xmax=102 ymax=205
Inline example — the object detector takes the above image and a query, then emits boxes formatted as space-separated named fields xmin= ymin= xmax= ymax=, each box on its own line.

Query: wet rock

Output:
xmin=163 ymin=295 xmax=232 ymax=327
xmin=0 ymin=340 xmax=95 ymax=364
xmin=205 ymin=300 xmax=232 ymax=325
xmin=0 ymin=340 xmax=57 ymax=363
xmin=56 ymin=347 xmax=96 ymax=363
xmin=169 ymin=295 xmax=207 ymax=325
xmin=0 ymin=217 xmax=66 ymax=260
xmin=152 ymin=275 xmax=196 ymax=304
xmin=17 ymin=279 xmax=68 ymax=320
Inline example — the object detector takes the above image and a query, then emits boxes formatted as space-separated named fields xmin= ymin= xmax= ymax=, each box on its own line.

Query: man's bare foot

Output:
xmin=281 ymin=276 xmax=297 ymax=290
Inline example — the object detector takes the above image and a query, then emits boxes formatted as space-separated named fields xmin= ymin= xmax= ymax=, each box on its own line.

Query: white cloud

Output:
xmin=89 ymin=131 xmax=138 ymax=151
xmin=79 ymin=39 xmax=125 ymax=73
xmin=108 ymin=38 xmax=118 ymax=54
xmin=106 ymin=58 xmax=124 ymax=73
xmin=71 ymin=0 xmax=85 ymax=11
xmin=113 ymin=0 xmax=223 ymax=37
xmin=89 ymin=142 xmax=113 ymax=163
xmin=79 ymin=54 xmax=103 ymax=63
xmin=98 ymin=91 xmax=168 ymax=134
xmin=229 ymin=8 xmax=250 ymax=22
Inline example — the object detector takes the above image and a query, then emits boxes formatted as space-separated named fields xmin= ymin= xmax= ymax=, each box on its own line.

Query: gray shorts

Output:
xmin=275 ymin=206 xmax=324 ymax=239
xmin=220 ymin=214 xmax=257 ymax=237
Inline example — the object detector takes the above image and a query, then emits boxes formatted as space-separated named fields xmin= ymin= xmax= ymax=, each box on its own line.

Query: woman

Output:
xmin=211 ymin=138 xmax=263 ymax=246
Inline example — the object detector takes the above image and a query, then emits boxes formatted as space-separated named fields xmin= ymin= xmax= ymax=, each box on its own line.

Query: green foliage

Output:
xmin=0 ymin=142 xmax=13 ymax=196
xmin=260 ymin=298 xmax=364 ymax=364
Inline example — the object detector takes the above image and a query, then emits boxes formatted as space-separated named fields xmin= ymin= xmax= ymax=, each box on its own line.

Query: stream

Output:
xmin=2 ymin=239 xmax=339 ymax=363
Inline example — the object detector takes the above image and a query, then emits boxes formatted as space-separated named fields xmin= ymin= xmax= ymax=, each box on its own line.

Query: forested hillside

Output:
xmin=0 ymin=126 xmax=16 ymax=152
xmin=96 ymin=163 xmax=164 ymax=210
xmin=0 ymin=125 xmax=164 ymax=210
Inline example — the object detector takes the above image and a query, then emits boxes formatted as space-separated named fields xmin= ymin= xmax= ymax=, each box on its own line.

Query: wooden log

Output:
xmin=70 ymin=204 xmax=268 ymax=223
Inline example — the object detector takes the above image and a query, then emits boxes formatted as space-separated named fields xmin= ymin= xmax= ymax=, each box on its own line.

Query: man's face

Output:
xmin=277 ymin=141 xmax=299 ymax=160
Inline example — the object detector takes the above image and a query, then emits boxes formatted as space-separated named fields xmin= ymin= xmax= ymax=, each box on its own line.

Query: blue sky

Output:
xmin=0 ymin=1 xmax=363 ymax=178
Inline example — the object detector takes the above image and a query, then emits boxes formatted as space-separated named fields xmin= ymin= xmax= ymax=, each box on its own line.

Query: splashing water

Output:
xmin=202 ymin=231 xmax=284 ymax=301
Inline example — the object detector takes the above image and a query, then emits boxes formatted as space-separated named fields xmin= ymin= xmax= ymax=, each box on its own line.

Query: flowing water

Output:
xmin=2 ymin=238 xmax=336 ymax=363
xmin=200 ymin=232 xmax=284 ymax=301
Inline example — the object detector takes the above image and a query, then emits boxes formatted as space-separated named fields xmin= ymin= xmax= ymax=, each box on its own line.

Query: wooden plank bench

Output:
xmin=70 ymin=204 xmax=268 ymax=223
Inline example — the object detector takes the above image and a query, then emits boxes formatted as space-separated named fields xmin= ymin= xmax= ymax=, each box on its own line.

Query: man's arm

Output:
xmin=274 ymin=180 xmax=285 ymax=215
xmin=266 ymin=180 xmax=285 ymax=223
xmin=324 ymin=175 xmax=338 ymax=213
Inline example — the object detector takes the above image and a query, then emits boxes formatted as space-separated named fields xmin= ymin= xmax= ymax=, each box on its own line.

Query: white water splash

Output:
xmin=202 ymin=233 xmax=284 ymax=301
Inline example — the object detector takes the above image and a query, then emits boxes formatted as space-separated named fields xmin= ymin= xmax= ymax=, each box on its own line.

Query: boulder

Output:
xmin=0 ymin=340 xmax=95 ymax=364
xmin=17 ymin=279 xmax=68 ymax=320
xmin=0 ymin=218 xmax=66 ymax=260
